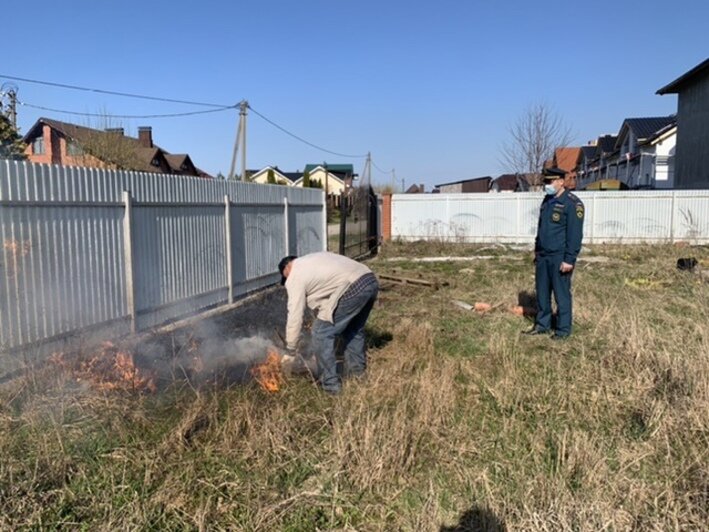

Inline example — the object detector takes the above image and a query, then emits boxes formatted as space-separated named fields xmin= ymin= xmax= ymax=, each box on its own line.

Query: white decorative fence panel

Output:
xmin=391 ymin=190 xmax=709 ymax=244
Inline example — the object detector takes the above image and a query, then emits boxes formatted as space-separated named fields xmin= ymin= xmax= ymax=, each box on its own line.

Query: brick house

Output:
xmin=22 ymin=118 xmax=209 ymax=177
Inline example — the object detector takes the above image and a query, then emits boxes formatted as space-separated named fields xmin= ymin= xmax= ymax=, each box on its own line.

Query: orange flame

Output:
xmin=50 ymin=341 xmax=156 ymax=393
xmin=250 ymin=350 xmax=284 ymax=392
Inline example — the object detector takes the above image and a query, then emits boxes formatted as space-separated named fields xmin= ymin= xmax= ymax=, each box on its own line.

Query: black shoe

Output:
xmin=523 ymin=328 xmax=550 ymax=336
xmin=551 ymin=334 xmax=569 ymax=341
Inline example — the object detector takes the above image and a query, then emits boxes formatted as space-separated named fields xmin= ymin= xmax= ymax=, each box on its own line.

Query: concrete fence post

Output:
xmin=122 ymin=190 xmax=137 ymax=334
xmin=225 ymin=194 xmax=233 ymax=304
xmin=590 ymin=193 xmax=596 ymax=244
xmin=669 ymin=190 xmax=676 ymax=243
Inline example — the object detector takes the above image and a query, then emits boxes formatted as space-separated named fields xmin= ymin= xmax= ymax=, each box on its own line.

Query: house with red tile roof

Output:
xmin=22 ymin=118 xmax=209 ymax=177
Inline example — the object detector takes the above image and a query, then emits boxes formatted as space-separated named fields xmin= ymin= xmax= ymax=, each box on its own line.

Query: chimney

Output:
xmin=138 ymin=126 xmax=153 ymax=148
xmin=105 ymin=127 xmax=124 ymax=136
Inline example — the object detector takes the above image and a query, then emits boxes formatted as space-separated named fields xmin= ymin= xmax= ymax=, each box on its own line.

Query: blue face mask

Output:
xmin=544 ymin=184 xmax=557 ymax=195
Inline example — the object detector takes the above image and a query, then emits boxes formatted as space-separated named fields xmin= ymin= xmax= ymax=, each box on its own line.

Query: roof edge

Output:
xmin=657 ymin=57 xmax=709 ymax=94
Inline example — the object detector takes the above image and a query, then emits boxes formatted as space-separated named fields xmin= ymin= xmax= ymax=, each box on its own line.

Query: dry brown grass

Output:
xmin=1 ymin=243 xmax=707 ymax=530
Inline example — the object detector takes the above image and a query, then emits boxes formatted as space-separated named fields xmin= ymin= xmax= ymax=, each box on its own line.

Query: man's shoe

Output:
xmin=551 ymin=334 xmax=569 ymax=341
xmin=522 ymin=328 xmax=550 ymax=336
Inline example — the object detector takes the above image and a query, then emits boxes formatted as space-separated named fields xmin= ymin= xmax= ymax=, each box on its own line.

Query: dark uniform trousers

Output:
xmin=535 ymin=255 xmax=573 ymax=335
xmin=534 ymin=189 xmax=584 ymax=337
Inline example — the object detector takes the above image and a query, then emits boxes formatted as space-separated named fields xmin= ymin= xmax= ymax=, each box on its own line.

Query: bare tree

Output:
xmin=499 ymin=103 xmax=573 ymax=187
xmin=74 ymin=114 xmax=140 ymax=170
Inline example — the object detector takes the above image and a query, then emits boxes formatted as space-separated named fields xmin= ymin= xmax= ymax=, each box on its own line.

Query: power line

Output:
xmin=0 ymin=73 xmax=233 ymax=108
xmin=17 ymin=99 xmax=236 ymax=119
xmin=371 ymin=159 xmax=394 ymax=175
xmin=248 ymin=104 xmax=368 ymax=159
xmin=2 ymin=72 xmax=378 ymax=162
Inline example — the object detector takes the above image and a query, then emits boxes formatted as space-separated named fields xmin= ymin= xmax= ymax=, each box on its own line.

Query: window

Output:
xmin=32 ymin=137 xmax=45 ymax=155
xmin=66 ymin=140 xmax=83 ymax=156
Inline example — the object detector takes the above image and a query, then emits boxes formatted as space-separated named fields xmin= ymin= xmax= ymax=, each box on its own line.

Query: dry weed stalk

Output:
xmin=1 ymin=244 xmax=708 ymax=530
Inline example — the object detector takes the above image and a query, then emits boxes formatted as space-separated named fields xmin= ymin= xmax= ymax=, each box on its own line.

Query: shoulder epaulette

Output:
xmin=567 ymin=192 xmax=583 ymax=204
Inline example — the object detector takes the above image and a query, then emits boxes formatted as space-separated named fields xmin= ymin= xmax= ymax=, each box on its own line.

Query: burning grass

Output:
xmin=48 ymin=341 xmax=157 ymax=393
xmin=1 ymin=243 xmax=708 ymax=530
xmin=250 ymin=350 xmax=286 ymax=392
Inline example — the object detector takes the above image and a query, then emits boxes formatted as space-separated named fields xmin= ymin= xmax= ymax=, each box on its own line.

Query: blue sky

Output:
xmin=2 ymin=1 xmax=707 ymax=189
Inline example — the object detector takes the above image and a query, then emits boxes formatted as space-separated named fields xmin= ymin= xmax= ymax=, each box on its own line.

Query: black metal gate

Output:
xmin=337 ymin=184 xmax=379 ymax=258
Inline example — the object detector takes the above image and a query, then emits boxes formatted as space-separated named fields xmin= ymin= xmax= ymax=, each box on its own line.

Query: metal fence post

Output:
xmin=225 ymin=194 xmax=233 ymax=303
xmin=122 ymin=190 xmax=137 ymax=334
xmin=322 ymin=190 xmax=327 ymax=251
xmin=284 ymin=197 xmax=290 ymax=256
xmin=339 ymin=192 xmax=347 ymax=255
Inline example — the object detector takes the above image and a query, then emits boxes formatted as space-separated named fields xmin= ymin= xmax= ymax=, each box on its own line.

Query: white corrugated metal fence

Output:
xmin=0 ymin=160 xmax=325 ymax=361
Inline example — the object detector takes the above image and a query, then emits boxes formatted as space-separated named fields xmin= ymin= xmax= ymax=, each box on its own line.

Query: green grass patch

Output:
xmin=1 ymin=243 xmax=708 ymax=530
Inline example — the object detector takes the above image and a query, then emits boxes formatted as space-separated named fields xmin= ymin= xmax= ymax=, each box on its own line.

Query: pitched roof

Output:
xmin=164 ymin=153 xmax=197 ymax=174
xmin=250 ymin=166 xmax=303 ymax=184
xmin=282 ymin=172 xmax=302 ymax=183
xmin=656 ymin=57 xmax=709 ymax=94
xmin=23 ymin=118 xmax=204 ymax=176
xmin=435 ymin=176 xmax=492 ymax=187
xmin=622 ymin=116 xmax=676 ymax=142
xmin=303 ymin=163 xmax=354 ymax=175
xmin=554 ymin=147 xmax=582 ymax=172
xmin=597 ymin=135 xmax=617 ymax=154
xmin=580 ymin=145 xmax=597 ymax=160
xmin=164 ymin=153 xmax=188 ymax=169
xmin=647 ymin=123 xmax=677 ymax=145
xmin=492 ymin=174 xmax=523 ymax=191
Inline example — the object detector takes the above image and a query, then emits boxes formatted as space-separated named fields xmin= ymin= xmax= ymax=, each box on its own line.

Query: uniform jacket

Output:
xmin=535 ymin=190 xmax=585 ymax=264
xmin=284 ymin=252 xmax=372 ymax=349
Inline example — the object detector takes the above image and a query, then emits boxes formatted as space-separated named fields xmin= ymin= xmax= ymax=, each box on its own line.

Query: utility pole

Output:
xmin=392 ymin=168 xmax=396 ymax=192
xmin=228 ymin=100 xmax=248 ymax=180
xmin=240 ymin=100 xmax=247 ymax=181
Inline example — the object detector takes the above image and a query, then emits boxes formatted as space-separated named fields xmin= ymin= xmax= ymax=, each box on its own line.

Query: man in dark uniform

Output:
xmin=524 ymin=167 xmax=584 ymax=339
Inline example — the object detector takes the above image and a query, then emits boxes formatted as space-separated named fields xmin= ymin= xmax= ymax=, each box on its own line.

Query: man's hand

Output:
xmin=560 ymin=262 xmax=574 ymax=273
xmin=285 ymin=346 xmax=298 ymax=357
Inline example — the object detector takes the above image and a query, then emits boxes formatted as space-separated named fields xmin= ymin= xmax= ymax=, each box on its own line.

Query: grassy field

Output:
xmin=1 ymin=243 xmax=707 ymax=530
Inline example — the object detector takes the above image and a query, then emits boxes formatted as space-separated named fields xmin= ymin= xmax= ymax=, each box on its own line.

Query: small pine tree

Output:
xmin=302 ymin=170 xmax=311 ymax=187
xmin=0 ymin=114 xmax=27 ymax=160
xmin=312 ymin=179 xmax=323 ymax=189
xmin=267 ymin=168 xmax=276 ymax=184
